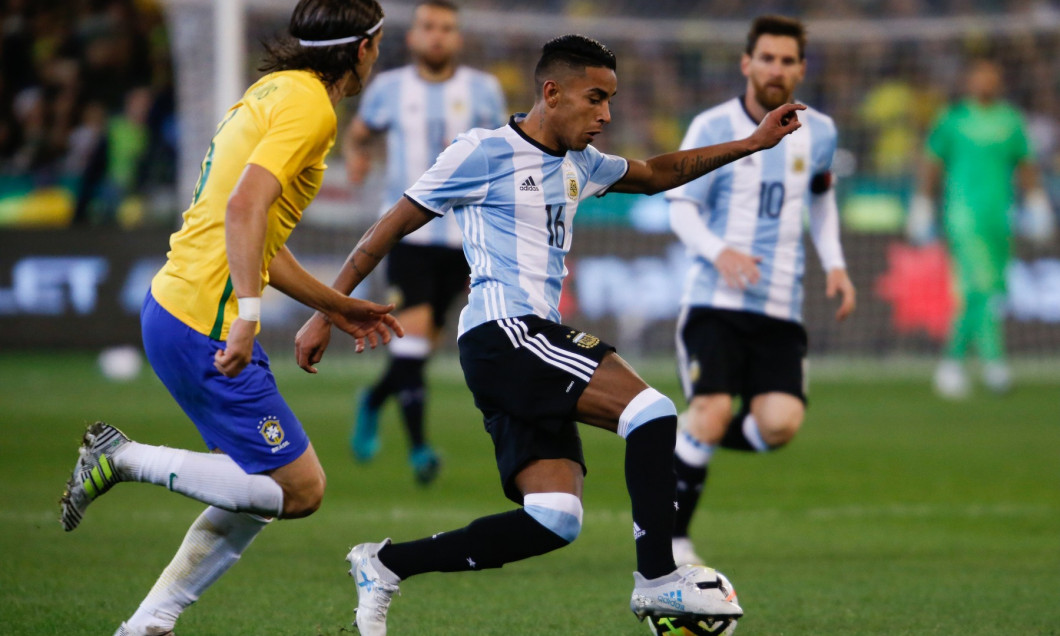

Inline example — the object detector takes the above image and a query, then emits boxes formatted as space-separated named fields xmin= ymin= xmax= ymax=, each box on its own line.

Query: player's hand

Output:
xmin=214 ymin=317 xmax=256 ymax=378
xmin=715 ymin=247 xmax=762 ymax=290
xmin=345 ymin=153 xmax=371 ymax=185
xmin=294 ymin=312 xmax=332 ymax=374
xmin=750 ymin=103 xmax=805 ymax=151
xmin=329 ymin=297 xmax=404 ymax=353
xmin=1021 ymin=189 xmax=1056 ymax=246
xmin=906 ymin=194 xmax=936 ymax=245
xmin=826 ymin=268 xmax=856 ymax=322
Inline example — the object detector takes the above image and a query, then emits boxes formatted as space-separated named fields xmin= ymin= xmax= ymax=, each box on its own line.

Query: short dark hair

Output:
xmin=534 ymin=34 xmax=617 ymax=93
xmin=416 ymin=0 xmax=458 ymax=12
xmin=260 ymin=0 xmax=384 ymax=88
xmin=745 ymin=15 xmax=806 ymax=60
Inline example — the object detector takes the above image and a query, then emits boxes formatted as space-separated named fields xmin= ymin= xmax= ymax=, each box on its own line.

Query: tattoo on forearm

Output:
xmin=673 ymin=151 xmax=744 ymax=186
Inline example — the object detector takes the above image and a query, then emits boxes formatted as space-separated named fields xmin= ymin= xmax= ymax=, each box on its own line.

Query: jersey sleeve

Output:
xmin=579 ymin=144 xmax=629 ymax=199
xmin=1009 ymin=108 xmax=1033 ymax=163
xmin=404 ymin=134 xmax=490 ymax=215
xmin=811 ymin=115 xmax=838 ymax=174
xmin=924 ymin=108 xmax=954 ymax=162
xmin=246 ymin=88 xmax=334 ymax=188
xmin=357 ymin=75 xmax=391 ymax=131
xmin=475 ymin=73 xmax=508 ymax=129
xmin=665 ymin=115 xmax=721 ymax=204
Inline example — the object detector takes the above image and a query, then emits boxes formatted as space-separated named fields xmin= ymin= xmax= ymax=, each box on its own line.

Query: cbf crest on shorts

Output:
xmin=258 ymin=416 xmax=290 ymax=453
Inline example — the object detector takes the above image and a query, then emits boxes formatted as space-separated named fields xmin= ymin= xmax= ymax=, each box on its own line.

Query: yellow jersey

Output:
xmin=151 ymin=70 xmax=336 ymax=340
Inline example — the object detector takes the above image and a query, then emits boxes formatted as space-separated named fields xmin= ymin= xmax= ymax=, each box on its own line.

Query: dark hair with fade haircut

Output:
xmin=416 ymin=0 xmax=459 ymax=11
xmin=745 ymin=15 xmax=806 ymax=60
xmin=533 ymin=34 xmax=617 ymax=93
xmin=260 ymin=0 xmax=384 ymax=89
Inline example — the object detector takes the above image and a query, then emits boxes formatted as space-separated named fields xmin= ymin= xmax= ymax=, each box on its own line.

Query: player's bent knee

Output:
xmin=523 ymin=492 xmax=583 ymax=543
xmin=279 ymin=474 xmax=326 ymax=519
xmin=759 ymin=413 xmax=803 ymax=448
xmin=618 ymin=388 xmax=677 ymax=439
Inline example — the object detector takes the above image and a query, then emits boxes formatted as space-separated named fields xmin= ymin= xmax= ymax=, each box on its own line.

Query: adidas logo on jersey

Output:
xmin=519 ymin=176 xmax=539 ymax=191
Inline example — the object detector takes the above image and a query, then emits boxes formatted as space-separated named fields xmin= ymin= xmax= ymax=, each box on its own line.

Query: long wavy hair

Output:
xmin=260 ymin=0 xmax=384 ymax=90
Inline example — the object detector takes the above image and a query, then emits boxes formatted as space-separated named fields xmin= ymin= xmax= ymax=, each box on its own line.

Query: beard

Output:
xmin=752 ymin=81 xmax=792 ymax=111
xmin=416 ymin=48 xmax=453 ymax=73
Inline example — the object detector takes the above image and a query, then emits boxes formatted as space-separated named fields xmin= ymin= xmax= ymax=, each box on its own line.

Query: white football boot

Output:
xmin=60 ymin=421 xmax=131 ymax=531
xmin=982 ymin=361 xmax=1012 ymax=395
xmin=672 ymin=537 xmax=705 ymax=567
xmin=631 ymin=564 xmax=743 ymax=620
xmin=348 ymin=539 xmax=401 ymax=635
xmin=933 ymin=360 xmax=970 ymax=400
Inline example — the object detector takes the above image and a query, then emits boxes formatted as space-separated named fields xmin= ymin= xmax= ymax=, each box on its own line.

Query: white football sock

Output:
xmin=675 ymin=428 xmax=714 ymax=467
xmin=114 ymin=442 xmax=284 ymax=517
xmin=741 ymin=414 xmax=771 ymax=452
xmin=125 ymin=507 xmax=270 ymax=632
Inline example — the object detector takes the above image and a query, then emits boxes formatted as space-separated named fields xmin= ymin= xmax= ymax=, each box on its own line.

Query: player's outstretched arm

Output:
xmin=343 ymin=116 xmax=380 ymax=185
xmin=294 ymin=197 xmax=433 ymax=372
xmin=611 ymin=103 xmax=805 ymax=195
xmin=270 ymin=246 xmax=402 ymax=358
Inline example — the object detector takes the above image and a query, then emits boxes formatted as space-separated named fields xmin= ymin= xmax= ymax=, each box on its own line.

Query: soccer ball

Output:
xmin=646 ymin=571 xmax=739 ymax=636
xmin=98 ymin=345 xmax=143 ymax=382
xmin=647 ymin=614 xmax=736 ymax=636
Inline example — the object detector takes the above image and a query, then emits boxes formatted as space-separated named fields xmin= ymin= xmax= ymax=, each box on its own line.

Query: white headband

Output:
xmin=298 ymin=18 xmax=383 ymax=47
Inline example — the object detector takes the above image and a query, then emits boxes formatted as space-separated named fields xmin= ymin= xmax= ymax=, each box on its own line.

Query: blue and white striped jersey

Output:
xmin=358 ymin=65 xmax=507 ymax=248
xmin=405 ymin=115 xmax=629 ymax=336
xmin=666 ymin=97 xmax=843 ymax=323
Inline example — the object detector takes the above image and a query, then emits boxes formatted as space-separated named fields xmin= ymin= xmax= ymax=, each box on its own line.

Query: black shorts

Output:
xmin=458 ymin=315 xmax=615 ymax=503
xmin=386 ymin=242 xmax=469 ymax=328
xmin=677 ymin=307 xmax=807 ymax=404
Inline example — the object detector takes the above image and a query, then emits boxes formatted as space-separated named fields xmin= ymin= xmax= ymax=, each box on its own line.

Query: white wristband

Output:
xmin=237 ymin=297 xmax=261 ymax=322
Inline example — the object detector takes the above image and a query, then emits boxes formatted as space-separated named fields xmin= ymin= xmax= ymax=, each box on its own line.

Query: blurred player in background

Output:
xmin=343 ymin=0 xmax=506 ymax=484
xmin=908 ymin=58 xmax=1055 ymax=398
xmin=296 ymin=33 xmax=803 ymax=635
xmin=666 ymin=15 xmax=856 ymax=567
xmin=58 ymin=2 xmax=398 ymax=634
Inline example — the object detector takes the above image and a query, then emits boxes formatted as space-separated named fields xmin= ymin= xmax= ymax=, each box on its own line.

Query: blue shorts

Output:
xmin=141 ymin=292 xmax=309 ymax=474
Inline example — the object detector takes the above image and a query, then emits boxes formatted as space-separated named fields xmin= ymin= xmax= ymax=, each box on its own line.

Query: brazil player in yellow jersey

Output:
xmin=58 ymin=2 xmax=398 ymax=634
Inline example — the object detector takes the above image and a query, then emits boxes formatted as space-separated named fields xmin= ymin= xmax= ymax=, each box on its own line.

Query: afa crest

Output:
xmin=568 ymin=330 xmax=600 ymax=349
xmin=258 ymin=418 xmax=285 ymax=446
xmin=567 ymin=177 xmax=579 ymax=200
xmin=688 ymin=358 xmax=701 ymax=383
xmin=792 ymin=156 xmax=806 ymax=173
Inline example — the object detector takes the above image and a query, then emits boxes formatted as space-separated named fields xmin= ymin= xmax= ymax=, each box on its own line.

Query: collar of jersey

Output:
xmin=509 ymin=114 xmax=566 ymax=157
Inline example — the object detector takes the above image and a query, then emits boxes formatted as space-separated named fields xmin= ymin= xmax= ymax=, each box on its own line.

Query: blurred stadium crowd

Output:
xmin=0 ymin=0 xmax=175 ymax=227
xmin=2 ymin=0 xmax=1058 ymax=233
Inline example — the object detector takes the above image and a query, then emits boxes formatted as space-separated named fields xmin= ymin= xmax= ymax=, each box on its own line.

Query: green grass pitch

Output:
xmin=2 ymin=351 xmax=1058 ymax=635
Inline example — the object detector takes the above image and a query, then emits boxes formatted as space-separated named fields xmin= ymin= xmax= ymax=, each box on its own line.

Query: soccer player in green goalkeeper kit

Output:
xmin=908 ymin=58 xmax=1055 ymax=398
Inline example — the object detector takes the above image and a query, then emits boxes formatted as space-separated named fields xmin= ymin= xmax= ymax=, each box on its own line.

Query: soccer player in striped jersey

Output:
xmin=296 ymin=34 xmax=802 ymax=634
xmin=342 ymin=0 xmax=507 ymax=483
xmin=665 ymin=15 xmax=856 ymax=567
xmin=58 ymin=2 xmax=399 ymax=634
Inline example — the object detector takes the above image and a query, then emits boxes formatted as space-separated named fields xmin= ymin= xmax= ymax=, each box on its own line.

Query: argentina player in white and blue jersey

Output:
xmin=343 ymin=1 xmax=507 ymax=483
xmin=296 ymin=34 xmax=804 ymax=634
xmin=665 ymin=16 xmax=857 ymax=568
